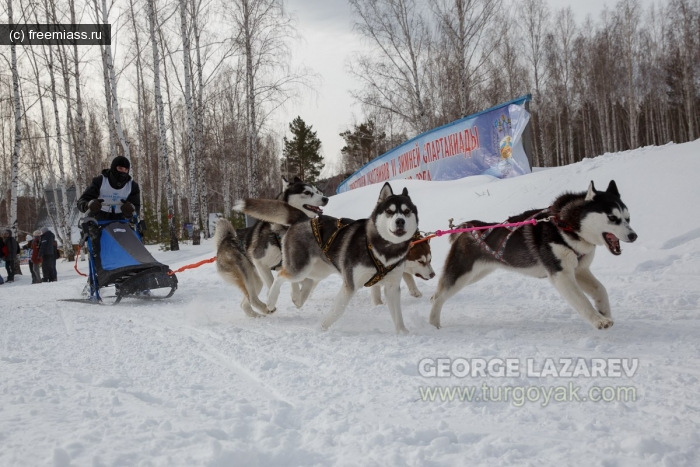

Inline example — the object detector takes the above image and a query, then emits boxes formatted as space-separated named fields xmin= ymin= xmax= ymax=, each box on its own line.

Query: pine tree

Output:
xmin=339 ymin=120 xmax=387 ymax=172
xmin=281 ymin=117 xmax=324 ymax=183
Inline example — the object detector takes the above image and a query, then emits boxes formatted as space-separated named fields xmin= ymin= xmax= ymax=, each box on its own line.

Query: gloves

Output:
xmin=121 ymin=200 xmax=135 ymax=217
xmin=88 ymin=199 xmax=103 ymax=213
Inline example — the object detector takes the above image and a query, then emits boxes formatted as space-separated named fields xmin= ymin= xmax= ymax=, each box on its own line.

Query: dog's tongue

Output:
xmin=305 ymin=204 xmax=323 ymax=214
xmin=604 ymin=232 xmax=621 ymax=255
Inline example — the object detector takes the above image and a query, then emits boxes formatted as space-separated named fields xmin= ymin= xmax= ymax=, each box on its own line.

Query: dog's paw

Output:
xmin=371 ymin=298 xmax=384 ymax=306
xmin=409 ymin=289 xmax=422 ymax=298
xmin=429 ymin=319 xmax=442 ymax=330
xmin=594 ymin=317 xmax=614 ymax=330
xmin=292 ymin=298 xmax=303 ymax=308
xmin=319 ymin=323 xmax=329 ymax=332
xmin=396 ymin=326 xmax=409 ymax=335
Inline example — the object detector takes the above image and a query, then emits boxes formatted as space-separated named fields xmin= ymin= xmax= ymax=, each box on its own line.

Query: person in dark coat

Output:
xmin=1 ymin=229 xmax=19 ymax=283
xmin=77 ymin=156 xmax=141 ymax=221
xmin=38 ymin=227 xmax=58 ymax=282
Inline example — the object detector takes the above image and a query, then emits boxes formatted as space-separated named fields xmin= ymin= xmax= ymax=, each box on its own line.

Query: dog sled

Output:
xmin=68 ymin=217 xmax=178 ymax=304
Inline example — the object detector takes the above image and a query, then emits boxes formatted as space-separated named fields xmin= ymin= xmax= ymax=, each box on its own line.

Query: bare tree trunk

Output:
xmin=192 ymin=0 xmax=210 ymax=238
xmin=95 ymin=2 xmax=117 ymax=160
xmin=26 ymin=15 xmax=61 ymax=243
xmin=180 ymin=0 xmax=200 ymax=243
xmin=149 ymin=0 xmax=179 ymax=250
xmin=612 ymin=102 xmax=619 ymax=152
xmin=242 ymin=0 xmax=260 ymax=198
xmin=45 ymin=20 xmax=74 ymax=260
xmin=54 ymin=32 xmax=79 ymax=195
xmin=128 ymin=0 xmax=144 ymax=199
xmin=159 ymin=29 xmax=182 ymax=229
xmin=8 ymin=0 xmax=21 ymax=238
xmin=69 ymin=0 xmax=87 ymax=194
xmin=101 ymin=0 xmax=131 ymax=160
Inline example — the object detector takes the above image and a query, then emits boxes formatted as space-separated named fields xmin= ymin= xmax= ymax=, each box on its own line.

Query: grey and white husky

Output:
xmin=237 ymin=182 xmax=419 ymax=333
xmin=214 ymin=177 xmax=328 ymax=317
xmin=430 ymin=180 xmax=637 ymax=330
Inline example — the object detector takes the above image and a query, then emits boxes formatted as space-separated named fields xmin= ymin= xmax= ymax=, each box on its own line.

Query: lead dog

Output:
xmin=237 ymin=182 xmax=418 ymax=333
xmin=430 ymin=181 xmax=637 ymax=330
xmin=214 ymin=177 xmax=327 ymax=317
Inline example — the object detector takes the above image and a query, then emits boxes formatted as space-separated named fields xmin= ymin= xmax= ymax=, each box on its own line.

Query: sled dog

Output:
xmin=237 ymin=183 xmax=418 ymax=333
xmin=430 ymin=180 xmax=637 ymax=330
xmin=214 ymin=177 xmax=328 ymax=317
xmin=371 ymin=235 xmax=435 ymax=305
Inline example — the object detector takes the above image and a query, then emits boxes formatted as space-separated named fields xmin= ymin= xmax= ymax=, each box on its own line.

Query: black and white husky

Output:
xmin=430 ymin=180 xmax=637 ymax=330
xmin=237 ymin=182 xmax=419 ymax=333
xmin=214 ymin=177 xmax=328 ymax=317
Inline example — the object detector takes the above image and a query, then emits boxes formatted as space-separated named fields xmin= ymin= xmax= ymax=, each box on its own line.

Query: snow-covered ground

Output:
xmin=2 ymin=142 xmax=700 ymax=466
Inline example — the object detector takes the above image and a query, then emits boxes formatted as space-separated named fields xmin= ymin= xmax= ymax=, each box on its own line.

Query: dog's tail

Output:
xmin=234 ymin=199 xmax=309 ymax=226
xmin=213 ymin=219 xmax=237 ymax=250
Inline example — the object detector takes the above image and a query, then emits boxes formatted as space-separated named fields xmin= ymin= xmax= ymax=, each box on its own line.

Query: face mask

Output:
xmin=110 ymin=169 xmax=130 ymax=186
xmin=116 ymin=171 xmax=130 ymax=183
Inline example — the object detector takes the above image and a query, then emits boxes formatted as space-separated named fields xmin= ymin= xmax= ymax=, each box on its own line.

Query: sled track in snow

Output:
xmin=125 ymin=313 xmax=292 ymax=405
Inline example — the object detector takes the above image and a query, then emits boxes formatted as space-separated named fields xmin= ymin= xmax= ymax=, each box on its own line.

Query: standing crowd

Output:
xmin=0 ymin=227 xmax=59 ymax=285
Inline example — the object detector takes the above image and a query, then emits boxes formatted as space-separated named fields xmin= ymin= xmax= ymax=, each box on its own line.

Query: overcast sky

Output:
xmin=281 ymin=0 xmax=654 ymax=176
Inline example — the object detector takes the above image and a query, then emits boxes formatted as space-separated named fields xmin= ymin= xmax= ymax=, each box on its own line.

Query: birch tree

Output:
xmin=7 ymin=0 xmax=21 ymax=238
xmin=617 ymin=0 xmax=641 ymax=148
xmin=349 ymin=0 xmax=433 ymax=134
xmin=179 ymin=0 xmax=200 ymax=244
xmin=519 ymin=0 xmax=550 ymax=166
xmin=430 ymin=0 xmax=501 ymax=119
xmin=69 ymin=0 xmax=88 ymax=194
xmin=226 ymin=0 xmax=311 ymax=198
xmin=43 ymin=2 xmax=73 ymax=258
xmin=148 ymin=0 xmax=179 ymax=250
xmin=93 ymin=0 xmax=131 ymax=160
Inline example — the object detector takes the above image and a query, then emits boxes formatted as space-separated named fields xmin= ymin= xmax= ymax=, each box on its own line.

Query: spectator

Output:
xmin=38 ymin=227 xmax=58 ymax=282
xmin=1 ymin=229 xmax=19 ymax=283
xmin=0 ymin=236 xmax=4 ymax=283
xmin=23 ymin=231 xmax=43 ymax=284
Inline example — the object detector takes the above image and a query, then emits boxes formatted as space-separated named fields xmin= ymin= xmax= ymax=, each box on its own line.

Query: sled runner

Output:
xmin=75 ymin=217 xmax=178 ymax=304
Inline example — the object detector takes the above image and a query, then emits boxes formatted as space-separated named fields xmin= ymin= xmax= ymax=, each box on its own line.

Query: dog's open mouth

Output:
xmin=415 ymin=273 xmax=428 ymax=280
xmin=303 ymin=204 xmax=323 ymax=215
xmin=603 ymin=232 xmax=621 ymax=255
xmin=392 ymin=228 xmax=407 ymax=237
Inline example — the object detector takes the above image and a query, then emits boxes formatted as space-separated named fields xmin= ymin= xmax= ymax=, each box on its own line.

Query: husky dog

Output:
xmin=430 ymin=180 xmax=637 ymax=330
xmin=238 ymin=183 xmax=419 ymax=333
xmin=371 ymin=236 xmax=435 ymax=305
xmin=214 ymin=177 xmax=328 ymax=317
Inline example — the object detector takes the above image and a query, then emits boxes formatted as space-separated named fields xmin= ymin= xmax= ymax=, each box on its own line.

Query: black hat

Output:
xmin=111 ymin=156 xmax=131 ymax=171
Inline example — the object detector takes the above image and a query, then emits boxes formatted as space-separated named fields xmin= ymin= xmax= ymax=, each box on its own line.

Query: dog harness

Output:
xmin=310 ymin=216 xmax=406 ymax=287
xmin=463 ymin=208 xmax=584 ymax=264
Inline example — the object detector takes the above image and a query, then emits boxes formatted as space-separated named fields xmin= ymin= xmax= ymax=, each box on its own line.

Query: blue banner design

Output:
xmin=336 ymin=95 xmax=532 ymax=194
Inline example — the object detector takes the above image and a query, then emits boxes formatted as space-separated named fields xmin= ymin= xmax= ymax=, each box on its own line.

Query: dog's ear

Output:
xmin=606 ymin=180 xmax=620 ymax=197
xmin=378 ymin=182 xmax=394 ymax=203
xmin=401 ymin=187 xmax=409 ymax=196
xmin=293 ymin=176 xmax=303 ymax=184
xmin=281 ymin=177 xmax=289 ymax=190
xmin=585 ymin=181 xmax=596 ymax=201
